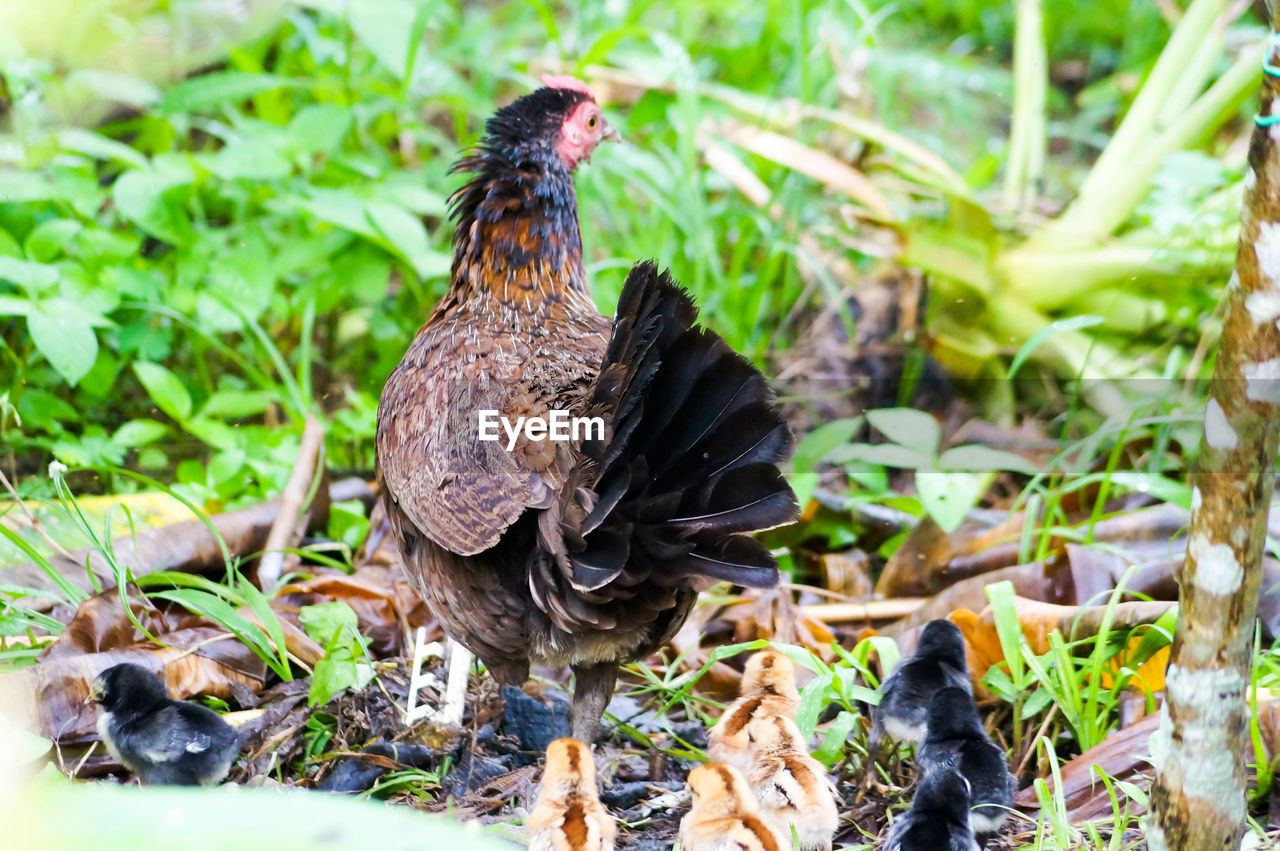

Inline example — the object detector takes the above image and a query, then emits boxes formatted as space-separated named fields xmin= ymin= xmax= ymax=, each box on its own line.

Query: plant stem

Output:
xmin=1146 ymin=18 xmax=1280 ymax=848
xmin=1004 ymin=0 xmax=1047 ymax=213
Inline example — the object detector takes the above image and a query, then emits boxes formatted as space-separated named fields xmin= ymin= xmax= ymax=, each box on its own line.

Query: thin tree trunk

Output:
xmin=1146 ymin=28 xmax=1280 ymax=850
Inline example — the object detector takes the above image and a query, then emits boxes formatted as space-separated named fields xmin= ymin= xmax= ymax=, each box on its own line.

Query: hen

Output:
xmin=376 ymin=77 xmax=798 ymax=743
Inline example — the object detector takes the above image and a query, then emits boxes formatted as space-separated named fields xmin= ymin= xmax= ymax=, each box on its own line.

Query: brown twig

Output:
xmin=258 ymin=413 xmax=326 ymax=592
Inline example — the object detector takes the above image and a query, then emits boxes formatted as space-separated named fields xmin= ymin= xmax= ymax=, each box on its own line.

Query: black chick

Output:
xmin=88 ymin=663 xmax=241 ymax=786
xmin=883 ymin=767 xmax=980 ymax=851
xmin=868 ymin=619 xmax=971 ymax=758
xmin=917 ymin=687 xmax=1015 ymax=837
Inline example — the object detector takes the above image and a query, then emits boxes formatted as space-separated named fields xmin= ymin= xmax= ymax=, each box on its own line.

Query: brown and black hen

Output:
xmin=376 ymin=76 xmax=798 ymax=743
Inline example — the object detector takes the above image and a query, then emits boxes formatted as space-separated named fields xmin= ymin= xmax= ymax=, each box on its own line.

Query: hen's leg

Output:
xmin=570 ymin=662 xmax=617 ymax=744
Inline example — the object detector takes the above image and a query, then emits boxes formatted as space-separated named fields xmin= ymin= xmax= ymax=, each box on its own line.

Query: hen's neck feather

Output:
xmin=445 ymin=143 xmax=594 ymax=322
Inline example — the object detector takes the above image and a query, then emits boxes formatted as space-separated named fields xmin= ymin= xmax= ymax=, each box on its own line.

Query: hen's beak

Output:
xmin=602 ymin=120 xmax=622 ymax=144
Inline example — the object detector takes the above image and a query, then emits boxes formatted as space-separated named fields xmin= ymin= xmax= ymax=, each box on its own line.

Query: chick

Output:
xmin=916 ymin=688 xmax=1015 ymax=836
xmin=527 ymin=738 xmax=616 ymax=851
xmin=709 ymin=650 xmax=804 ymax=774
xmin=88 ymin=663 xmax=241 ymax=786
xmin=883 ymin=767 xmax=981 ymax=851
xmin=868 ymin=619 xmax=971 ymax=758
xmin=744 ymin=715 xmax=839 ymax=850
xmin=681 ymin=763 xmax=788 ymax=851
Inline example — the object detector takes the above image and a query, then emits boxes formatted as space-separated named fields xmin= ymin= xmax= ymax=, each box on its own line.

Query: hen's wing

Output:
xmin=377 ymin=310 xmax=607 ymax=556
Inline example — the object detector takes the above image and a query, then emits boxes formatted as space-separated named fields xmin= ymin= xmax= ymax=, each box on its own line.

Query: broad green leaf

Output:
xmin=287 ymin=105 xmax=354 ymax=157
xmin=132 ymin=361 xmax=192 ymax=421
xmin=792 ymin=417 xmax=862 ymax=471
xmin=865 ymin=407 xmax=940 ymax=457
xmin=365 ymin=201 xmax=442 ymax=278
xmin=68 ymin=70 xmax=162 ymax=108
xmin=204 ymin=142 xmax=292 ymax=181
xmin=58 ymin=128 xmax=149 ymax=170
xmin=915 ymin=471 xmax=982 ymax=532
xmin=788 ymin=471 xmax=818 ymax=510
xmin=0 ymin=256 xmax=60 ymax=292
xmin=112 ymin=170 xmax=192 ymax=245
xmin=112 ymin=419 xmax=168 ymax=448
xmin=938 ymin=444 xmax=1040 ymax=474
xmin=199 ymin=390 xmax=277 ymax=419
xmin=160 ymin=72 xmax=298 ymax=113
xmin=347 ymin=0 xmax=420 ymax=79
xmin=24 ymin=219 xmax=83 ymax=262
xmin=826 ymin=442 xmax=931 ymax=470
xmin=299 ymin=601 xmax=360 ymax=646
xmin=17 ymin=388 xmax=81 ymax=432
xmin=28 ymin=302 xmax=98 ymax=385
xmin=10 ymin=779 xmax=517 ymax=850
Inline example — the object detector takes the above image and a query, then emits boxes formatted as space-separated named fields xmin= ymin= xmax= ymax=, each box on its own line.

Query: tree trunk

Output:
xmin=1146 ymin=29 xmax=1280 ymax=850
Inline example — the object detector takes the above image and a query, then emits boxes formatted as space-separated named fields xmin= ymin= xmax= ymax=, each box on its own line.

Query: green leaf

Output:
xmin=299 ymin=601 xmax=360 ymax=646
xmin=132 ymin=361 xmax=192 ymax=421
xmin=68 ymin=70 xmax=162 ymax=108
xmin=112 ymin=419 xmax=168 ymax=448
xmin=287 ymin=105 xmax=354 ymax=157
xmin=826 ymin=442 xmax=932 ymax=470
xmin=58 ymin=128 xmax=150 ymax=170
xmin=28 ymin=302 xmax=98 ymax=385
xmin=0 ymin=256 xmax=60 ymax=293
xmin=813 ymin=710 xmax=858 ymax=768
xmin=792 ymin=417 xmax=862 ymax=471
xmin=112 ymin=170 xmax=192 ymax=245
xmin=25 ymin=219 xmax=84 ymax=262
xmin=794 ymin=671 xmax=834 ymax=739
xmin=915 ymin=471 xmax=982 ymax=532
xmin=985 ymin=580 xmax=1025 ymax=683
xmin=866 ymin=408 xmax=940 ymax=457
xmin=346 ymin=0 xmax=420 ymax=79
xmin=160 ymin=72 xmax=299 ymax=113
xmin=199 ymin=390 xmax=277 ymax=420
xmin=365 ymin=202 xmax=443 ymax=278
xmin=788 ymin=471 xmax=818 ymax=510
xmin=1105 ymin=471 xmax=1192 ymax=509
xmin=938 ymin=444 xmax=1040 ymax=474
xmin=204 ymin=142 xmax=293 ymax=182
xmin=1008 ymin=314 xmax=1104 ymax=379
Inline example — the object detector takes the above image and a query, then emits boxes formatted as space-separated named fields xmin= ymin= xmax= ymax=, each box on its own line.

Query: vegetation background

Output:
xmin=1 ymin=0 xmax=1278 ymax=848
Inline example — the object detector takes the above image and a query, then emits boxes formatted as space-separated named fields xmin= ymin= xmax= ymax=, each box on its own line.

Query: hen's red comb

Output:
xmin=540 ymin=74 xmax=595 ymax=98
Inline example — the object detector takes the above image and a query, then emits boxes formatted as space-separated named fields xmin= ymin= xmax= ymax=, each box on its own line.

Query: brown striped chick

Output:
xmin=527 ymin=738 xmax=616 ymax=851
xmin=744 ymin=715 xmax=839 ymax=851
xmin=709 ymin=650 xmax=803 ymax=774
xmin=680 ymin=763 xmax=787 ymax=851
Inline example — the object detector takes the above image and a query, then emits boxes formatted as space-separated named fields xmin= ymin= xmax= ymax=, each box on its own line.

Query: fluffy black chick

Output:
xmin=883 ymin=767 xmax=980 ymax=851
xmin=89 ymin=663 xmax=241 ymax=786
xmin=917 ymin=687 xmax=1015 ymax=836
xmin=868 ymin=618 xmax=971 ymax=758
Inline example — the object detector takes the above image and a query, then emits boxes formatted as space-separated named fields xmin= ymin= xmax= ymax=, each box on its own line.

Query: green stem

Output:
xmin=1004 ymin=0 xmax=1047 ymax=212
xmin=1038 ymin=0 xmax=1227 ymax=244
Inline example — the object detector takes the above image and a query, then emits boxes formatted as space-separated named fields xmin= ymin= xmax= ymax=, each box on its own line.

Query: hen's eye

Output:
xmin=587 ymin=115 xmax=598 ymax=129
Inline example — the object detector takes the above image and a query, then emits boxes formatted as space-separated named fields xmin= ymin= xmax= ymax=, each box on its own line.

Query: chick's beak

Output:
xmin=602 ymin=119 xmax=622 ymax=144
xmin=86 ymin=682 xmax=104 ymax=706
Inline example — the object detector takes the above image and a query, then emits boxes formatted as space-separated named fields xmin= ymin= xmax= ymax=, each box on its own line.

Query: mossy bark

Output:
xmin=1146 ymin=30 xmax=1280 ymax=851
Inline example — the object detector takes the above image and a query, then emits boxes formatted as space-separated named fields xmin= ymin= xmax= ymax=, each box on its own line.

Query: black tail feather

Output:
xmin=533 ymin=261 xmax=798 ymax=629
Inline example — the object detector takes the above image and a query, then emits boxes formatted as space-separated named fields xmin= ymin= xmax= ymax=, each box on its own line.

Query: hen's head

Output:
xmin=483 ymin=75 xmax=619 ymax=171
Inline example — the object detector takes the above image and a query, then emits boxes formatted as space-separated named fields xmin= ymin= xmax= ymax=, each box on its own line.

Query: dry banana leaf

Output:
xmin=8 ymin=477 xmax=374 ymax=608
